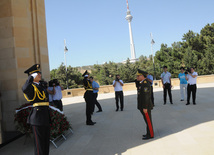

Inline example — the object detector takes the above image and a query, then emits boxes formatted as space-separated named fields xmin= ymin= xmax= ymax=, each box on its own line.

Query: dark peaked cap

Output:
xmin=24 ymin=64 xmax=41 ymax=75
xmin=136 ymin=69 xmax=148 ymax=77
xmin=82 ymin=70 xmax=89 ymax=77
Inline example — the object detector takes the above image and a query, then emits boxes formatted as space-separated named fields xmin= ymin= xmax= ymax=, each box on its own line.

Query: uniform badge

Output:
xmin=144 ymin=87 xmax=149 ymax=92
xmin=144 ymin=81 xmax=147 ymax=83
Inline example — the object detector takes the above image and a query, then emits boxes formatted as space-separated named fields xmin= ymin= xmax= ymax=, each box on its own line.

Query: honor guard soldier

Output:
xmin=82 ymin=70 xmax=96 ymax=125
xmin=136 ymin=69 xmax=154 ymax=140
xmin=22 ymin=64 xmax=50 ymax=155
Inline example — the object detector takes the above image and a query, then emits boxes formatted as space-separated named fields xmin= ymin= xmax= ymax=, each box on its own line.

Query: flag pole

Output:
xmin=64 ymin=39 xmax=68 ymax=89
xmin=150 ymin=33 xmax=156 ymax=80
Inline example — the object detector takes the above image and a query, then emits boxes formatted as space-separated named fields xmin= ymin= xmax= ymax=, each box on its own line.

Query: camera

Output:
xmin=185 ymin=68 xmax=191 ymax=74
xmin=40 ymin=80 xmax=48 ymax=89
xmin=48 ymin=80 xmax=54 ymax=87
xmin=115 ymin=75 xmax=120 ymax=81
xmin=53 ymin=79 xmax=60 ymax=86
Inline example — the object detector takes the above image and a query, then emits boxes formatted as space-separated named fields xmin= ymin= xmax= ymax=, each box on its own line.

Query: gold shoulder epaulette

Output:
xmin=144 ymin=81 xmax=147 ymax=83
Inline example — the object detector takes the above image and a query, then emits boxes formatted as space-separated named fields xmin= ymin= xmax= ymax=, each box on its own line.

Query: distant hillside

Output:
xmin=75 ymin=65 xmax=94 ymax=74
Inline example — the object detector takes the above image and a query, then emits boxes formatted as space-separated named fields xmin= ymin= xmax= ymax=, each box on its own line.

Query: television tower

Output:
xmin=125 ymin=0 xmax=137 ymax=62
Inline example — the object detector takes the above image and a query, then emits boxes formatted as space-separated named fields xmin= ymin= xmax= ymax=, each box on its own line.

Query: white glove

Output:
xmin=31 ymin=73 xmax=38 ymax=79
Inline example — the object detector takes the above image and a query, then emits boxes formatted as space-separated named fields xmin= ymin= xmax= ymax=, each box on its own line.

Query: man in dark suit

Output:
xmin=22 ymin=64 xmax=50 ymax=155
xmin=136 ymin=69 xmax=154 ymax=140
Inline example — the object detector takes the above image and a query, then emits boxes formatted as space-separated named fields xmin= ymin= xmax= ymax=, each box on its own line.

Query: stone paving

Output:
xmin=1 ymin=83 xmax=214 ymax=155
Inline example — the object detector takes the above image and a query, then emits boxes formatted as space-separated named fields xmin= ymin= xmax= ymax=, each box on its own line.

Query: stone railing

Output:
xmin=62 ymin=74 xmax=214 ymax=98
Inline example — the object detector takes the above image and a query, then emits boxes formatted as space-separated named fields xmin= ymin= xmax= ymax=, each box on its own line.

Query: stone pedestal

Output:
xmin=0 ymin=0 xmax=50 ymax=144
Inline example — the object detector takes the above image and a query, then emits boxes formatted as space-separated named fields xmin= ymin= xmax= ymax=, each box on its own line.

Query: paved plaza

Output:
xmin=1 ymin=83 xmax=214 ymax=155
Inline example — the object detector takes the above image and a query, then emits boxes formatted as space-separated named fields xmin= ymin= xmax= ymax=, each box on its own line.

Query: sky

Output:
xmin=45 ymin=0 xmax=214 ymax=70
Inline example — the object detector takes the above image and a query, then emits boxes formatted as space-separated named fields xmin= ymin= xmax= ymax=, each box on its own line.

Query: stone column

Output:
xmin=0 ymin=0 xmax=50 ymax=143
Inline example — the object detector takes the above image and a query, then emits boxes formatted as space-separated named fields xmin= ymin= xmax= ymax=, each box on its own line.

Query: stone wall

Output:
xmin=62 ymin=75 xmax=214 ymax=98
xmin=0 ymin=0 xmax=50 ymax=135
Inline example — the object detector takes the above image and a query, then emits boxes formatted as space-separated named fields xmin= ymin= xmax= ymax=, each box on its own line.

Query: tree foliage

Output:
xmin=50 ymin=63 xmax=83 ymax=89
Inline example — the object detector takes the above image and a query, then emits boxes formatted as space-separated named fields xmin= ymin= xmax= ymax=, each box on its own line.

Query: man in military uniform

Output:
xmin=136 ymin=69 xmax=154 ymax=140
xmin=82 ymin=70 xmax=96 ymax=125
xmin=22 ymin=64 xmax=50 ymax=155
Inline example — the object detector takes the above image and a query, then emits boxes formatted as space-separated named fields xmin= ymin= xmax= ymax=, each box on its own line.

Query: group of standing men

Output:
xmin=82 ymin=70 xmax=154 ymax=140
xmin=161 ymin=66 xmax=198 ymax=105
xmin=21 ymin=64 xmax=198 ymax=154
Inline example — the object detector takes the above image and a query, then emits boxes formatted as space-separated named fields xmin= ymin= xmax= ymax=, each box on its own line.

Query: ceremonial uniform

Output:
xmin=137 ymin=70 xmax=154 ymax=140
xmin=82 ymin=70 xmax=95 ymax=125
xmin=22 ymin=64 xmax=50 ymax=155
xmin=147 ymin=74 xmax=154 ymax=107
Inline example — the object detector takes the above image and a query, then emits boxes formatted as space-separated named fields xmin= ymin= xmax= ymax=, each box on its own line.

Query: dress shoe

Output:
xmin=116 ymin=109 xmax=119 ymax=112
xmin=121 ymin=109 xmax=123 ymax=111
xmin=142 ymin=134 xmax=147 ymax=138
xmin=163 ymin=102 xmax=166 ymax=105
xmin=170 ymin=102 xmax=173 ymax=104
xmin=142 ymin=136 xmax=154 ymax=140
xmin=96 ymin=110 xmax=102 ymax=113
xmin=180 ymin=99 xmax=184 ymax=101
xmin=186 ymin=103 xmax=190 ymax=105
xmin=86 ymin=122 xmax=96 ymax=125
xmin=193 ymin=103 xmax=196 ymax=105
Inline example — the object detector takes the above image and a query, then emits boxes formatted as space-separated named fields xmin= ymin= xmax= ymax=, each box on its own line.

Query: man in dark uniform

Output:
xmin=82 ymin=70 xmax=96 ymax=125
xmin=22 ymin=64 xmax=50 ymax=155
xmin=136 ymin=69 xmax=154 ymax=140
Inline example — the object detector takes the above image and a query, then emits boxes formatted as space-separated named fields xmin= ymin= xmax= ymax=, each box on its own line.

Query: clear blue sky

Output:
xmin=45 ymin=0 xmax=214 ymax=70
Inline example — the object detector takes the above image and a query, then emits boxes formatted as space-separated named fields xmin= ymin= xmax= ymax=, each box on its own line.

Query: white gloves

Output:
xmin=31 ymin=73 xmax=38 ymax=79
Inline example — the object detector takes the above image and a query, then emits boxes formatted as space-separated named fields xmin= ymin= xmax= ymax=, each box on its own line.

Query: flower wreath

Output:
xmin=14 ymin=103 xmax=72 ymax=139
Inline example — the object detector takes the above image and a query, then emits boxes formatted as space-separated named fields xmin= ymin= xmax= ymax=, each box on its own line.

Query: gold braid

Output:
xmin=87 ymin=81 xmax=92 ymax=89
xmin=24 ymin=84 xmax=46 ymax=101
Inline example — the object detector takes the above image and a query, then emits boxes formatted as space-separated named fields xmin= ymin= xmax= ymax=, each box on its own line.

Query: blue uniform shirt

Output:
xmin=92 ymin=81 xmax=99 ymax=93
xmin=178 ymin=73 xmax=187 ymax=84
xmin=147 ymin=74 xmax=153 ymax=86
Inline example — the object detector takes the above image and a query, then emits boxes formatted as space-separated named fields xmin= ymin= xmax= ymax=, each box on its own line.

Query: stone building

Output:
xmin=0 ymin=0 xmax=50 ymax=144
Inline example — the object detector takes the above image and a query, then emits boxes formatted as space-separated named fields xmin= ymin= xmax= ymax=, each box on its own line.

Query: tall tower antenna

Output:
xmin=125 ymin=0 xmax=137 ymax=63
xmin=126 ymin=0 xmax=129 ymax=10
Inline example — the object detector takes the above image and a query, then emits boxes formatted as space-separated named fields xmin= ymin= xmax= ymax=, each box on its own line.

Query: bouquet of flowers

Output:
xmin=14 ymin=103 xmax=71 ymax=139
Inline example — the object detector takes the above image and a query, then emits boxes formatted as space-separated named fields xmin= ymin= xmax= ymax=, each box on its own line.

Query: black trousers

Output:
xmin=163 ymin=83 xmax=172 ymax=103
xmin=140 ymin=109 xmax=154 ymax=137
xmin=53 ymin=99 xmax=63 ymax=111
xmin=84 ymin=91 xmax=94 ymax=123
xmin=151 ymin=86 xmax=154 ymax=106
xmin=115 ymin=91 xmax=124 ymax=110
xmin=32 ymin=125 xmax=50 ymax=155
xmin=187 ymin=84 xmax=197 ymax=104
xmin=93 ymin=93 xmax=102 ymax=111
